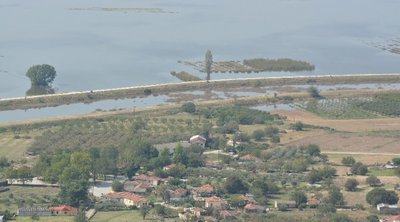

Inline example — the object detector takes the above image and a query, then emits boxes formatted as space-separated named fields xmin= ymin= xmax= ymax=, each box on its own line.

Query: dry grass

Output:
xmin=273 ymin=110 xmax=400 ymax=132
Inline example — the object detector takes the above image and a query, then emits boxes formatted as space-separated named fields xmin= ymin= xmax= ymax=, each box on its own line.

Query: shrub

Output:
xmin=181 ymin=102 xmax=196 ymax=113
xmin=366 ymin=176 xmax=381 ymax=187
xmin=351 ymin=162 xmax=368 ymax=175
xmin=341 ymin=156 xmax=356 ymax=166
xmin=344 ymin=179 xmax=359 ymax=192
xmin=308 ymin=86 xmax=321 ymax=98
xmin=112 ymin=180 xmax=124 ymax=192
xmin=252 ymin=129 xmax=266 ymax=141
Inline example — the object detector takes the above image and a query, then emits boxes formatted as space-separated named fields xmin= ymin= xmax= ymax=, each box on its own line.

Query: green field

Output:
xmin=0 ymin=186 xmax=60 ymax=212
xmin=16 ymin=216 xmax=73 ymax=222
xmin=0 ymin=132 xmax=36 ymax=161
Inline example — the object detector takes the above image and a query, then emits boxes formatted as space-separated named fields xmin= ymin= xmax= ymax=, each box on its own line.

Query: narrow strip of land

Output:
xmin=1 ymin=73 xmax=400 ymax=111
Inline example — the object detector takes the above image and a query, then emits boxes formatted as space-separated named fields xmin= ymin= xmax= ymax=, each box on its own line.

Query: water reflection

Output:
xmin=25 ymin=85 xmax=55 ymax=96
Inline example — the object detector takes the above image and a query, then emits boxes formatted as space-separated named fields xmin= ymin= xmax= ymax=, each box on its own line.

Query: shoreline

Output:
xmin=1 ymin=73 xmax=400 ymax=111
xmin=0 ymin=87 xmax=397 ymax=128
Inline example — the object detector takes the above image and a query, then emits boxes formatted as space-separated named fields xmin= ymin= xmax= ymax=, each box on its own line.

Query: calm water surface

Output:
xmin=0 ymin=0 xmax=399 ymax=121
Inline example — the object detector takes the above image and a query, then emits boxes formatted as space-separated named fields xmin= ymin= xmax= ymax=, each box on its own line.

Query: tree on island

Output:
xmin=26 ymin=64 xmax=56 ymax=87
xmin=205 ymin=50 xmax=213 ymax=82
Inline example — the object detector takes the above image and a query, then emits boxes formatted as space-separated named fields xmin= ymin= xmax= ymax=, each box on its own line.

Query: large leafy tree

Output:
xmin=224 ymin=175 xmax=248 ymax=194
xmin=366 ymin=188 xmax=399 ymax=206
xmin=26 ymin=64 xmax=56 ymax=86
xmin=59 ymin=166 xmax=89 ymax=207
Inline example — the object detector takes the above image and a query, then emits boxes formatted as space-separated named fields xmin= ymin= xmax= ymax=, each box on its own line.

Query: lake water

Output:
xmin=1 ymin=0 xmax=400 ymax=122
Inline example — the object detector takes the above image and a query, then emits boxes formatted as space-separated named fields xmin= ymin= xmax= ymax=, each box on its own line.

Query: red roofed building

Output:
xmin=205 ymin=196 xmax=226 ymax=208
xmin=163 ymin=164 xmax=176 ymax=171
xmin=220 ymin=210 xmax=235 ymax=220
xmin=239 ymin=154 xmax=262 ymax=162
xmin=244 ymin=203 xmax=264 ymax=213
xmin=192 ymin=184 xmax=214 ymax=197
xmin=133 ymin=174 xmax=166 ymax=186
xmin=103 ymin=192 xmax=148 ymax=208
xmin=49 ymin=205 xmax=78 ymax=216
xmin=189 ymin=135 xmax=206 ymax=148
xmin=381 ymin=215 xmax=400 ymax=222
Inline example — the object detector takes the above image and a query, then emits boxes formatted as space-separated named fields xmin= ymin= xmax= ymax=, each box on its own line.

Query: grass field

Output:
xmin=0 ymin=186 xmax=60 ymax=212
xmin=90 ymin=210 xmax=176 ymax=222
xmin=0 ymin=132 xmax=36 ymax=161
xmin=16 ymin=216 xmax=73 ymax=222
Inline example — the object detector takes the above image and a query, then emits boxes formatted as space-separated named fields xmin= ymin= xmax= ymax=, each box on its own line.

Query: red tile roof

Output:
xmin=244 ymin=203 xmax=257 ymax=210
xmin=133 ymin=174 xmax=162 ymax=181
xmin=387 ymin=215 xmax=400 ymax=221
xmin=205 ymin=196 xmax=225 ymax=203
xmin=193 ymin=184 xmax=214 ymax=193
xmin=190 ymin=135 xmax=206 ymax=143
xmin=49 ymin=205 xmax=78 ymax=215
xmin=104 ymin=192 xmax=146 ymax=203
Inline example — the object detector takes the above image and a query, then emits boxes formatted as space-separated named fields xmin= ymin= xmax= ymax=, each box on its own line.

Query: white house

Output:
xmin=189 ymin=135 xmax=206 ymax=148
xmin=377 ymin=203 xmax=399 ymax=211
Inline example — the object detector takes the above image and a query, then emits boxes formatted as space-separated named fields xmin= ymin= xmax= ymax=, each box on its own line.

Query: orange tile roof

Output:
xmin=49 ymin=205 xmax=78 ymax=215
xmin=193 ymin=184 xmax=214 ymax=193
xmin=104 ymin=192 xmax=146 ymax=203
xmin=133 ymin=174 xmax=162 ymax=181
xmin=205 ymin=196 xmax=225 ymax=203
xmin=244 ymin=203 xmax=257 ymax=210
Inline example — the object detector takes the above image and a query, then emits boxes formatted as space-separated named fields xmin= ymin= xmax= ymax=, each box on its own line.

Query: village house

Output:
xmin=163 ymin=163 xmax=176 ymax=171
xmin=18 ymin=207 xmax=52 ymax=217
xmin=380 ymin=215 xmax=400 ymax=222
xmin=103 ymin=192 xmax=148 ymax=208
xmin=275 ymin=200 xmax=297 ymax=209
xmin=178 ymin=212 xmax=194 ymax=221
xmin=132 ymin=174 xmax=166 ymax=187
xmin=192 ymin=184 xmax=215 ymax=197
xmin=220 ymin=210 xmax=235 ymax=220
xmin=190 ymin=207 xmax=206 ymax=217
xmin=377 ymin=203 xmax=400 ymax=214
xmin=205 ymin=196 xmax=226 ymax=208
xmin=307 ymin=198 xmax=321 ymax=207
xmin=244 ymin=203 xmax=265 ymax=213
xmin=131 ymin=183 xmax=152 ymax=194
xmin=169 ymin=188 xmax=189 ymax=202
xmin=49 ymin=205 xmax=78 ymax=216
xmin=189 ymin=135 xmax=207 ymax=148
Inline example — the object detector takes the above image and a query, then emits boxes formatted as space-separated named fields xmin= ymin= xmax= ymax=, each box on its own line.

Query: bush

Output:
xmin=252 ymin=129 xmax=266 ymax=141
xmin=308 ymin=86 xmax=321 ymax=98
xmin=366 ymin=215 xmax=379 ymax=222
xmin=351 ymin=162 xmax=368 ymax=175
xmin=366 ymin=176 xmax=381 ymax=187
xmin=112 ymin=180 xmax=124 ymax=192
xmin=344 ymin=179 xmax=359 ymax=192
xmin=181 ymin=102 xmax=196 ymax=113
xmin=291 ymin=121 xmax=304 ymax=131
xmin=341 ymin=156 xmax=356 ymax=166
